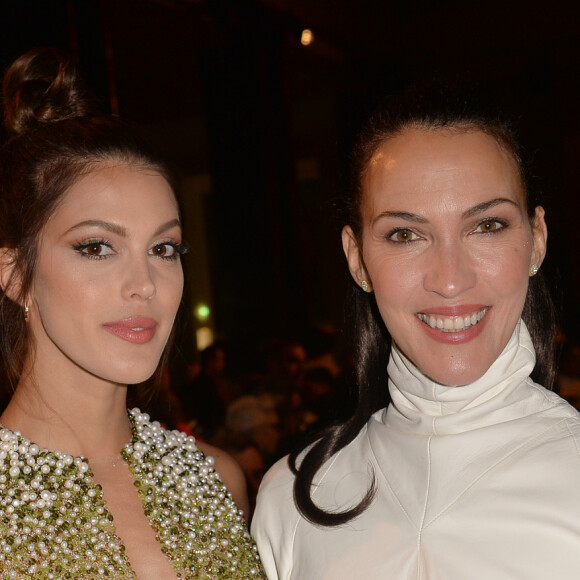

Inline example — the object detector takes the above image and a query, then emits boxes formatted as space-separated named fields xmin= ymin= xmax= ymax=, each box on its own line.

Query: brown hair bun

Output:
xmin=2 ymin=47 xmax=97 ymax=136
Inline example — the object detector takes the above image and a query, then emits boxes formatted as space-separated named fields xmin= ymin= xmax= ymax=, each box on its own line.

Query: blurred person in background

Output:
xmin=180 ymin=342 xmax=240 ymax=439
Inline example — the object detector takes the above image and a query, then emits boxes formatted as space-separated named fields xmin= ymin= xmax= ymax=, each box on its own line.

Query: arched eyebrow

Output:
xmin=62 ymin=218 xmax=182 ymax=238
xmin=153 ymin=219 xmax=182 ymax=236
xmin=373 ymin=198 xmax=519 ymax=225
xmin=372 ymin=211 xmax=427 ymax=225
xmin=461 ymin=197 xmax=519 ymax=218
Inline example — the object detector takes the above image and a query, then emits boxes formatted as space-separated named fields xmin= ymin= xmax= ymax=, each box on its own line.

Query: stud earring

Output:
xmin=529 ymin=264 xmax=539 ymax=277
xmin=361 ymin=280 xmax=370 ymax=292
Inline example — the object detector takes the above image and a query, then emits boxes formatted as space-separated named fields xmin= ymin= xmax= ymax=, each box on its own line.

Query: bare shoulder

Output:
xmin=196 ymin=440 xmax=250 ymax=520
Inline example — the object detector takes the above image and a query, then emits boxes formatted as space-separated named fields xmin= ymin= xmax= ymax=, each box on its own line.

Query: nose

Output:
xmin=422 ymin=240 xmax=476 ymax=298
xmin=122 ymin=257 xmax=156 ymax=301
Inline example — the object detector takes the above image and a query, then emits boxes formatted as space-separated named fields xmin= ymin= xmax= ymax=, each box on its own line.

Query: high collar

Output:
xmin=386 ymin=319 xmax=541 ymax=435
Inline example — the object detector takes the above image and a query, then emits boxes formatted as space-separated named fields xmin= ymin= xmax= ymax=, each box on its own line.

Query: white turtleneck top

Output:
xmin=252 ymin=321 xmax=580 ymax=579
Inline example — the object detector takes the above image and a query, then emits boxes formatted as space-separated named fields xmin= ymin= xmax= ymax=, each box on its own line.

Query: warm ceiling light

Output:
xmin=300 ymin=29 xmax=314 ymax=46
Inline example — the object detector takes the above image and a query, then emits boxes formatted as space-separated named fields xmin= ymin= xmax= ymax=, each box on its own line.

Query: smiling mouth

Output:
xmin=417 ymin=307 xmax=489 ymax=333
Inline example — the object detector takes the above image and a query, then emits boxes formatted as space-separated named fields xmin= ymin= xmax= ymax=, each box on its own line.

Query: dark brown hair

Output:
xmin=290 ymin=83 xmax=558 ymax=527
xmin=0 ymin=48 xmax=175 ymax=391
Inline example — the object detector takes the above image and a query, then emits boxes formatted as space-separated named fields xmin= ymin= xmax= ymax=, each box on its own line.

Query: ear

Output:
xmin=0 ymin=248 xmax=21 ymax=303
xmin=530 ymin=206 xmax=547 ymax=271
xmin=341 ymin=226 xmax=372 ymax=291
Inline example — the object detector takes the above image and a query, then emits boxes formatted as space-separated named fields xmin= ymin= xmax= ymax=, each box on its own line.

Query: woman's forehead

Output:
xmin=42 ymin=164 xmax=179 ymax=237
xmin=362 ymin=127 xmax=526 ymax=213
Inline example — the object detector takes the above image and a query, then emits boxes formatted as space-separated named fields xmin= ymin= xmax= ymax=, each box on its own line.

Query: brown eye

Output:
xmin=73 ymin=241 xmax=114 ymax=259
xmin=476 ymin=220 xmax=504 ymax=233
xmin=389 ymin=229 xmax=417 ymax=243
xmin=150 ymin=243 xmax=178 ymax=259
xmin=86 ymin=243 xmax=104 ymax=255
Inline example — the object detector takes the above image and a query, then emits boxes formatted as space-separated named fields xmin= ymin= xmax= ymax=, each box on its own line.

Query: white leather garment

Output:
xmin=252 ymin=320 xmax=580 ymax=579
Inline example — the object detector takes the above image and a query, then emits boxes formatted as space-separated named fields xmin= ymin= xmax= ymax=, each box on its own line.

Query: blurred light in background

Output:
xmin=300 ymin=29 xmax=314 ymax=46
xmin=194 ymin=303 xmax=211 ymax=322
xmin=196 ymin=326 xmax=214 ymax=350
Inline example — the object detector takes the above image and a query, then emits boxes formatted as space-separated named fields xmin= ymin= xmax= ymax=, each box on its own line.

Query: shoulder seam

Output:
xmin=565 ymin=419 xmax=580 ymax=462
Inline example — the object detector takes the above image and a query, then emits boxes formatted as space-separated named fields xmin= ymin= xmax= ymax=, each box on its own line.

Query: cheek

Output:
xmin=368 ymin=253 xmax=421 ymax=304
xmin=371 ymin=272 xmax=421 ymax=338
xmin=35 ymin=262 xmax=103 ymax=314
xmin=160 ymin=268 xmax=184 ymax=311
xmin=365 ymin=245 xmax=415 ymax=282
xmin=479 ymin=244 xmax=531 ymax=291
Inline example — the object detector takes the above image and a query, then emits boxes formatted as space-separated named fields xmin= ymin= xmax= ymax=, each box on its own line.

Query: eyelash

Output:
xmin=472 ymin=218 xmax=508 ymax=234
xmin=387 ymin=228 xmax=420 ymax=244
xmin=70 ymin=239 xmax=188 ymax=261
xmin=386 ymin=217 xmax=509 ymax=244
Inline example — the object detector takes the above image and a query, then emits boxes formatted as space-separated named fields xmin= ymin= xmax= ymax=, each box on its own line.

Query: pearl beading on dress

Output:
xmin=0 ymin=409 xmax=265 ymax=579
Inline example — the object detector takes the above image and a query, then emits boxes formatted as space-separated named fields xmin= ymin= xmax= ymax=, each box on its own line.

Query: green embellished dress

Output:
xmin=0 ymin=409 xmax=265 ymax=579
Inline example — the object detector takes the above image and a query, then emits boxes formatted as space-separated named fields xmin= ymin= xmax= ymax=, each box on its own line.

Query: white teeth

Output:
xmin=417 ymin=308 xmax=488 ymax=333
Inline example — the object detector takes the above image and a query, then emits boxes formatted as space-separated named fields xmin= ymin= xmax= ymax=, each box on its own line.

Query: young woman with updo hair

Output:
xmin=252 ymin=86 xmax=580 ymax=579
xmin=0 ymin=48 xmax=264 ymax=578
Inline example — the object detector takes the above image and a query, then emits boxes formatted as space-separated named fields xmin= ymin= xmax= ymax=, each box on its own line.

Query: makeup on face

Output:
xmin=103 ymin=317 xmax=159 ymax=345
xmin=29 ymin=164 xmax=185 ymax=386
xmin=347 ymin=127 xmax=546 ymax=386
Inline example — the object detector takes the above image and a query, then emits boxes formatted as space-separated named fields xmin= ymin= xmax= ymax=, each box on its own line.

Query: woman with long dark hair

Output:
xmin=252 ymin=88 xmax=580 ymax=579
xmin=0 ymin=48 xmax=264 ymax=578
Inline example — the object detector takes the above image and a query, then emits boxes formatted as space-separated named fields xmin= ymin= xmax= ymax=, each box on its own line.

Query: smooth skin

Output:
xmin=343 ymin=128 xmax=547 ymax=386
xmin=0 ymin=163 xmax=248 ymax=578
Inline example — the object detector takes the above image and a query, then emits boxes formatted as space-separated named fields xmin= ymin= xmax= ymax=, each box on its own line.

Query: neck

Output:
xmin=1 ymin=367 xmax=133 ymax=459
xmin=386 ymin=320 xmax=538 ymax=435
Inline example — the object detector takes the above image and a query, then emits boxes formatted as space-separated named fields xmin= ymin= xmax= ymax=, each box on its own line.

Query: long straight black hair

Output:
xmin=289 ymin=83 xmax=558 ymax=527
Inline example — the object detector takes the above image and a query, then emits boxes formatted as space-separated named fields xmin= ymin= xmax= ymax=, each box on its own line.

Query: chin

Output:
xmin=97 ymin=364 xmax=160 ymax=386
xmin=426 ymin=363 xmax=492 ymax=387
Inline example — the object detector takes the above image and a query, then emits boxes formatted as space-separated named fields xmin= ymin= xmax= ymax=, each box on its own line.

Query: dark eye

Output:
xmin=475 ymin=220 xmax=504 ymax=233
xmin=85 ymin=243 xmax=106 ymax=256
xmin=73 ymin=241 xmax=114 ymax=258
xmin=150 ymin=243 xmax=178 ymax=258
xmin=389 ymin=229 xmax=418 ymax=243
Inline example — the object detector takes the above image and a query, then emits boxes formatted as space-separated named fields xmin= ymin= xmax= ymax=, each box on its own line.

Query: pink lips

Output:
xmin=103 ymin=317 xmax=158 ymax=344
xmin=417 ymin=304 xmax=490 ymax=345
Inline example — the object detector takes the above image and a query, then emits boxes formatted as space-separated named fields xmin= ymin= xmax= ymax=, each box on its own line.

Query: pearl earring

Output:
xmin=529 ymin=264 xmax=539 ymax=277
